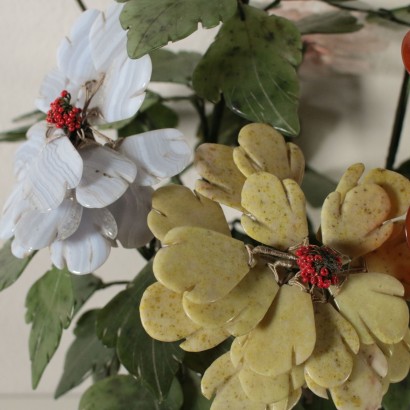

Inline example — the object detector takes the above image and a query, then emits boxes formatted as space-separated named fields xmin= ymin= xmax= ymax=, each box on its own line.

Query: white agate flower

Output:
xmin=0 ymin=4 xmax=192 ymax=274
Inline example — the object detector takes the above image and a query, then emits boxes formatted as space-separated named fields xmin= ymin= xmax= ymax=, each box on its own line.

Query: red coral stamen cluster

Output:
xmin=46 ymin=90 xmax=82 ymax=133
xmin=295 ymin=245 xmax=343 ymax=289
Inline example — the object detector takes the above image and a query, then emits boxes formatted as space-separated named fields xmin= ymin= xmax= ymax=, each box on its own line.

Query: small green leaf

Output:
xmin=97 ymin=261 xmax=184 ymax=400
xmin=71 ymin=274 xmax=103 ymax=315
xmin=301 ymin=167 xmax=337 ymax=208
xmin=0 ymin=126 xmax=30 ymax=142
xmin=25 ymin=267 xmax=75 ymax=388
xmin=181 ymin=369 xmax=211 ymax=410
xmin=0 ymin=240 xmax=34 ymax=291
xmin=302 ymin=394 xmax=337 ymax=409
xmin=79 ymin=375 xmax=157 ymax=410
xmin=55 ymin=310 xmax=118 ymax=398
xmin=12 ymin=109 xmax=45 ymax=123
xmin=163 ymin=378 xmax=184 ymax=410
xmin=151 ymin=49 xmax=202 ymax=85
xmin=120 ymin=0 xmax=237 ymax=58
xmin=295 ymin=11 xmax=363 ymax=34
xmin=383 ymin=374 xmax=410 ymax=410
xmin=193 ymin=5 xmax=302 ymax=136
xmin=391 ymin=7 xmax=410 ymax=25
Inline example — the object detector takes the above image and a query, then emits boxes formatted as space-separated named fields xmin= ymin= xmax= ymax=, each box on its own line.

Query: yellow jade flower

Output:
xmin=140 ymin=123 xmax=410 ymax=409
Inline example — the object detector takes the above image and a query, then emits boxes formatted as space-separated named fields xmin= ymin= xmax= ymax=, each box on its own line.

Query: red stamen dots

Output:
xmin=295 ymin=245 xmax=343 ymax=289
xmin=46 ymin=90 xmax=82 ymax=133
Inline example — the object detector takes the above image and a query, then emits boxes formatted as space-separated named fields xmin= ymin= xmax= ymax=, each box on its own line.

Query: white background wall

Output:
xmin=0 ymin=0 xmax=409 ymax=409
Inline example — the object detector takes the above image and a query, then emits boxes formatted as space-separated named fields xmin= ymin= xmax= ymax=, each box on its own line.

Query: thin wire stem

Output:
xmin=386 ymin=69 xmax=410 ymax=170
xmin=101 ymin=280 xmax=129 ymax=289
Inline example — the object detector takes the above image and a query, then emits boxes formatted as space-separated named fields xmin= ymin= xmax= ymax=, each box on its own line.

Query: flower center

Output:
xmin=295 ymin=244 xmax=343 ymax=289
xmin=46 ymin=90 xmax=82 ymax=133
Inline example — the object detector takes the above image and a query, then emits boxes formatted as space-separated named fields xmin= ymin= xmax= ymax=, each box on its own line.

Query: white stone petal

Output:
xmin=50 ymin=208 xmax=117 ymax=274
xmin=23 ymin=133 xmax=83 ymax=211
xmin=0 ymin=182 xmax=31 ymax=240
xmin=76 ymin=145 xmax=137 ymax=208
xmin=57 ymin=9 xmax=100 ymax=84
xmin=108 ymin=184 xmax=153 ymax=248
xmin=35 ymin=68 xmax=80 ymax=114
xmin=14 ymin=122 xmax=47 ymax=179
xmin=89 ymin=3 xmax=127 ymax=72
xmin=11 ymin=238 xmax=34 ymax=259
xmin=90 ymin=55 xmax=151 ymax=123
xmin=13 ymin=198 xmax=82 ymax=252
xmin=120 ymin=129 xmax=191 ymax=185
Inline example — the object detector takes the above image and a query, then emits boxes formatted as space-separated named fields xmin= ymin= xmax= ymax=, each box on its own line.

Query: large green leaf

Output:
xmin=383 ymin=374 xmax=410 ymax=410
xmin=181 ymin=369 xmax=211 ymax=410
xmin=71 ymin=274 xmax=103 ymax=315
xmin=0 ymin=126 xmax=30 ymax=142
xmin=295 ymin=11 xmax=363 ymax=34
xmin=151 ymin=49 xmax=202 ymax=85
xmin=25 ymin=267 xmax=75 ymax=388
xmin=193 ymin=5 xmax=302 ymax=136
xmin=0 ymin=240 xmax=34 ymax=291
xmin=55 ymin=310 xmax=118 ymax=398
xmin=120 ymin=0 xmax=237 ymax=59
xmin=96 ymin=261 xmax=184 ymax=401
xmin=301 ymin=167 xmax=337 ymax=208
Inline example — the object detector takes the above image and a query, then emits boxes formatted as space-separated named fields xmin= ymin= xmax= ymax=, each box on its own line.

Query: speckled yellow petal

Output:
xmin=180 ymin=327 xmax=230 ymax=352
xmin=239 ymin=365 xmax=291 ymax=403
xmin=241 ymin=172 xmax=308 ymax=249
xmin=231 ymin=335 xmax=248 ymax=367
xmin=268 ymin=388 xmax=302 ymax=410
xmin=362 ymin=168 xmax=410 ymax=219
xmin=233 ymin=123 xmax=305 ymax=183
xmin=387 ymin=337 xmax=410 ymax=382
xmin=244 ymin=285 xmax=316 ymax=377
xmin=330 ymin=351 xmax=383 ymax=410
xmin=305 ymin=303 xmax=359 ymax=389
xmin=290 ymin=365 xmax=305 ymax=391
xmin=304 ymin=373 xmax=329 ymax=399
xmin=360 ymin=343 xmax=388 ymax=378
xmin=321 ymin=184 xmax=393 ymax=258
xmin=148 ymin=184 xmax=230 ymax=241
xmin=140 ymin=282 xmax=200 ymax=342
xmin=154 ymin=226 xmax=249 ymax=303
xmin=195 ymin=143 xmax=246 ymax=211
xmin=334 ymin=163 xmax=365 ymax=202
xmin=183 ymin=263 xmax=279 ymax=335
xmin=366 ymin=223 xmax=410 ymax=299
xmin=333 ymin=272 xmax=408 ymax=345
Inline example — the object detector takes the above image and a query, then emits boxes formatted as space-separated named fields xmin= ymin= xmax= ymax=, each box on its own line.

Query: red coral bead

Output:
xmin=402 ymin=31 xmax=410 ymax=73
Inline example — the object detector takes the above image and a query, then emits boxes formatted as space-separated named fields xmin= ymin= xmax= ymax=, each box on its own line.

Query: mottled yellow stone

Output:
xmin=183 ymin=263 xmax=279 ymax=336
xmin=333 ymin=273 xmax=408 ymax=345
xmin=241 ymin=172 xmax=308 ymax=249
xmin=195 ymin=143 xmax=246 ymax=211
xmin=362 ymin=168 xmax=410 ymax=219
xmin=268 ymin=388 xmax=302 ymax=410
xmin=360 ymin=343 xmax=388 ymax=378
xmin=239 ymin=365 xmax=291 ymax=403
xmin=230 ymin=335 xmax=248 ymax=367
xmin=330 ymin=350 xmax=383 ymax=410
xmin=321 ymin=184 xmax=393 ymax=258
xmin=244 ymin=285 xmax=316 ymax=377
xmin=304 ymin=373 xmax=329 ymax=399
xmin=232 ymin=123 xmax=305 ymax=183
xmin=148 ymin=184 xmax=230 ymax=241
xmin=140 ymin=282 xmax=200 ymax=342
xmin=366 ymin=223 xmax=410 ymax=299
xmin=154 ymin=226 xmax=250 ymax=303
xmin=305 ymin=303 xmax=359 ymax=389
xmin=335 ymin=163 xmax=365 ymax=202
xmin=180 ymin=326 xmax=230 ymax=352
xmin=387 ymin=337 xmax=410 ymax=382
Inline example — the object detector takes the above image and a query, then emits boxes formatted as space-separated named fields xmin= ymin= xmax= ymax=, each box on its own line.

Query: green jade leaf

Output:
xmin=55 ymin=309 xmax=117 ymax=398
xmin=120 ymin=0 xmax=237 ymax=59
xmin=25 ymin=267 xmax=75 ymax=388
xmin=96 ymin=261 xmax=184 ymax=401
xmin=0 ymin=240 xmax=34 ymax=291
xmin=193 ymin=5 xmax=302 ymax=136
xmin=295 ymin=10 xmax=363 ymax=34
xmin=151 ymin=49 xmax=202 ymax=85
xmin=71 ymin=274 xmax=103 ymax=315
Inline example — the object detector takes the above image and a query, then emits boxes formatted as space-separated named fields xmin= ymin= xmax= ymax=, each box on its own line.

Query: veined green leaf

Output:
xmin=151 ymin=49 xmax=202 ymax=85
xmin=193 ymin=5 xmax=302 ymax=136
xmin=383 ymin=373 xmax=410 ymax=410
xmin=295 ymin=11 xmax=363 ymax=34
xmin=25 ymin=267 xmax=75 ymax=388
xmin=55 ymin=310 xmax=118 ymax=398
xmin=0 ymin=240 xmax=34 ymax=291
xmin=301 ymin=167 xmax=337 ymax=208
xmin=120 ymin=0 xmax=237 ymax=58
xmin=71 ymin=274 xmax=103 ymax=315
xmin=181 ymin=369 xmax=212 ymax=410
xmin=96 ymin=261 xmax=184 ymax=400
